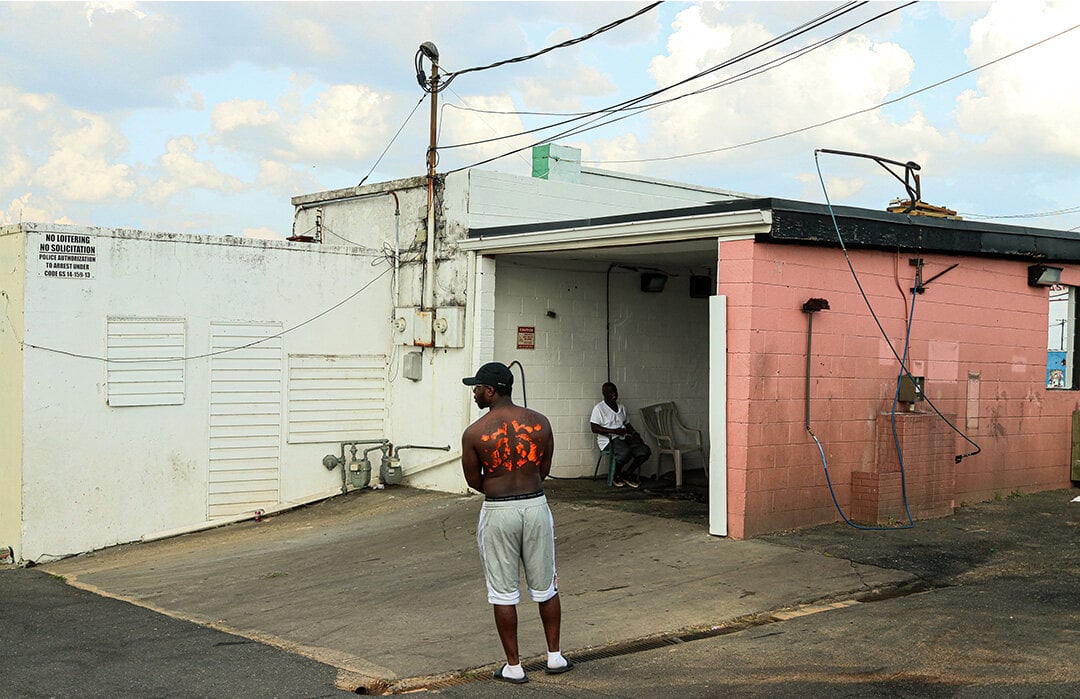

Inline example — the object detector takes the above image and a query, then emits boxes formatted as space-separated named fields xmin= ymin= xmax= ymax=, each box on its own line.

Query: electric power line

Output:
xmin=22 ymin=266 xmax=392 ymax=363
xmin=443 ymin=1 xmax=874 ymax=121
xmin=445 ymin=86 xmax=534 ymax=170
xmin=433 ymin=1 xmax=663 ymax=94
xmin=504 ymin=1 xmax=910 ymax=157
xmin=357 ymin=94 xmax=426 ymax=186
xmin=440 ymin=1 xmax=872 ymax=153
xmin=581 ymin=20 xmax=1080 ymax=166
xmin=443 ymin=2 xmax=897 ymax=174
xmin=960 ymin=204 xmax=1080 ymax=220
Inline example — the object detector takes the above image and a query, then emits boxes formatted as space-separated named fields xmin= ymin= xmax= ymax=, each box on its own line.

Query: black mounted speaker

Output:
xmin=689 ymin=275 xmax=713 ymax=298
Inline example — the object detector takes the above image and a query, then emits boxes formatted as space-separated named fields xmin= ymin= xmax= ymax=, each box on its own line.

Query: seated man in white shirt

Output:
xmin=589 ymin=382 xmax=651 ymax=488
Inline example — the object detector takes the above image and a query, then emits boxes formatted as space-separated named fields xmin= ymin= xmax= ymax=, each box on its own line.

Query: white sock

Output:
xmin=547 ymin=651 xmax=567 ymax=669
xmin=501 ymin=663 xmax=525 ymax=679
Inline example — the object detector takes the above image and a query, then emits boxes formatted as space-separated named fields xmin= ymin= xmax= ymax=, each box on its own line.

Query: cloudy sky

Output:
xmin=2 ymin=1 xmax=1079 ymax=239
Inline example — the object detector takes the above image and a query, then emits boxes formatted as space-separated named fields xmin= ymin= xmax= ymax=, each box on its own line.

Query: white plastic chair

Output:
xmin=639 ymin=402 xmax=705 ymax=487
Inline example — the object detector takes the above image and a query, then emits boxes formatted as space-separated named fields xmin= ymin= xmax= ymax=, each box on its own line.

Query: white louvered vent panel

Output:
xmin=287 ymin=354 xmax=386 ymax=443
xmin=106 ymin=317 xmax=186 ymax=407
xmin=207 ymin=322 xmax=283 ymax=520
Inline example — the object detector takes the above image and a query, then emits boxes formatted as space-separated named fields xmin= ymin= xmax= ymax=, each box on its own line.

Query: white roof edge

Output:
xmin=0 ymin=222 xmax=369 ymax=255
xmin=458 ymin=209 xmax=773 ymax=254
xmin=577 ymin=166 xmax=761 ymax=200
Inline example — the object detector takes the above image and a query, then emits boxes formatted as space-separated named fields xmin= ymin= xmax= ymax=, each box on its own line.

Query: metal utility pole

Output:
xmin=419 ymin=42 xmax=439 ymax=312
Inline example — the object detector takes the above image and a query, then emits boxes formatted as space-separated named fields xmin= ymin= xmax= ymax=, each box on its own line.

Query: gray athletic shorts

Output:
xmin=476 ymin=492 xmax=557 ymax=605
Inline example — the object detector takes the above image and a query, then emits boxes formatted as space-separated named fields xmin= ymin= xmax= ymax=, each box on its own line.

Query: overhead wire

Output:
xmin=319 ymin=225 xmax=390 ymax=254
xmin=809 ymin=150 xmax=981 ymax=530
xmin=584 ymin=20 xmax=1080 ymax=165
xmin=505 ymin=2 xmax=913 ymax=160
xmin=357 ymin=94 xmax=427 ymax=187
xmin=814 ymin=150 xmax=981 ymax=462
xmin=445 ymin=86 xmax=534 ymax=170
xmin=445 ymin=1 xmax=888 ymax=123
xmin=442 ymin=2 xmax=926 ymax=174
xmin=20 ymin=266 xmax=393 ymax=363
xmin=444 ymin=102 xmax=595 ymax=119
xmin=430 ymin=1 xmax=664 ymax=94
xmin=442 ymin=18 xmax=857 ymax=151
xmin=960 ymin=204 xmax=1080 ymax=220
xmin=808 ymin=283 xmax=920 ymax=531
xmin=441 ymin=1 xmax=873 ymax=154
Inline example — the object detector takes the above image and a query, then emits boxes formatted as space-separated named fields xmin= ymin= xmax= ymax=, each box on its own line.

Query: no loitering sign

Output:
xmin=38 ymin=233 xmax=96 ymax=279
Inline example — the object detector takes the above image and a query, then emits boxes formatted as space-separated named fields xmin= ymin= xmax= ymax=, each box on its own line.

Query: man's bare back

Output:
xmin=463 ymin=404 xmax=552 ymax=498
xmin=461 ymin=362 xmax=553 ymax=498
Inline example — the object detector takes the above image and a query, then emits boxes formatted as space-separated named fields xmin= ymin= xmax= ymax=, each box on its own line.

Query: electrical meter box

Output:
xmin=393 ymin=307 xmax=433 ymax=347
xmin=434 ymin=306 xmax=465 ymax=348
xmin=898 ymin=375 xmax=925 ymax=403
xmin=403 ymin=351 xmax=422 ymax=381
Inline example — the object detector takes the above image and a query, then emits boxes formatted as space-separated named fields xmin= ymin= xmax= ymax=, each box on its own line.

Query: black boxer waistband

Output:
xmin=485 ymin=489 xmax=545 ymax=502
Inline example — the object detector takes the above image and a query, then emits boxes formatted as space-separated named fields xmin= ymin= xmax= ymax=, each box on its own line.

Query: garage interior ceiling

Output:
xmin=502 ymin=239 xmax=719 ymax=271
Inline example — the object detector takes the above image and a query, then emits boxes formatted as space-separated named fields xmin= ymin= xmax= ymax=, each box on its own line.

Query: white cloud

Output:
xmin=212 ymin=99 xmax=280 ymax=133
xmin=284 ymin=17 xmax=343 ymax=59
xmin=287 ymin=85 xmax=390 ymax=161
xmin=0 ymin=150 xmax=32 ymax=192
xmin=1 ymin=193 xmax=74 ymax=226
xmin=642 ymin=4 xmax=935 ymax=161
xmin=34 ymin=110 xmax=137 ymax=202
xmin=518 ymin=63 xmax=617 ymax=113
xmin=938 ymin=1 xmax=995 ymax=23
xmin=796 ymin=173 xmax=865 ymax=202
xmin=0 ymin=86 xmax=136 ymax=223
xmin=439 ymin=94 xmax=533 ymax=169
xmin=85 ymin=2 xmax=147 ymax=28
xmin=256 ymin=159 xmax=318 ymax=199
xmin=584 ymin=133 xmax=647 ymax=175
xmin=0 ymin=87 xmax=135 ymax=204
xmin=955 ymin=1 xmax=1080 ymax=157
xmin=513 ymin=26 xmax=618 ymax=112
xmin=143 ymin=136 xmax=242 ymax=202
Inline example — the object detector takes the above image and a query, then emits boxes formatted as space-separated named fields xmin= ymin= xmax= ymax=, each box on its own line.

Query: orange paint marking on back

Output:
xmin=480 ymin=420 xmax=545 ymax=473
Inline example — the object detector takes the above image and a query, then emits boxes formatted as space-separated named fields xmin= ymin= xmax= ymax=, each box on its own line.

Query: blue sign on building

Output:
xmin=1047 ymin=350 xmax=1067 ymax=388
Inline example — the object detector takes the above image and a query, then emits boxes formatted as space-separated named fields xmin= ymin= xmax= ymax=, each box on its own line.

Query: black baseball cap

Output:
xmin=462 ymin=362 xmax=513 ymax=390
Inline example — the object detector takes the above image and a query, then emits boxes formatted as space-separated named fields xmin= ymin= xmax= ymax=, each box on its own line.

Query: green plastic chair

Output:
xmin=592 ymin=444 xmax=617 ymax=486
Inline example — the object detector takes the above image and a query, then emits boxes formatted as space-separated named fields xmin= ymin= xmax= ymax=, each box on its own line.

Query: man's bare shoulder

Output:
xmin=463 ymin=416 xmax=492 ymax=441
xmin=522 ymin=407 xmax=551 ymax=429
xmin=496 ymin=404 xmax=548 ymax=426
xmin=467 ymin=405 xmax=551 ymax=435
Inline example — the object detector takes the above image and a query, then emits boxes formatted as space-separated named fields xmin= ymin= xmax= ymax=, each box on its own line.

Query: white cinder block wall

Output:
xmin=492 ymin=259 xmax=711 ymax=478
xmin=8 ymin=224 xmax=395 ymax=561
xmin=288 ymin=164 xmax=734 ymax=488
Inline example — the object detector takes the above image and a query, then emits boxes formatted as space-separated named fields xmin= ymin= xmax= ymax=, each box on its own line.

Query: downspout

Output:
xmin=801 ymin=298 xmax=830 ymax=427
xmin=424 ymin=177 xmax=436 ymax=310
xmin=388 ymin=191 xmax=400 ymax=305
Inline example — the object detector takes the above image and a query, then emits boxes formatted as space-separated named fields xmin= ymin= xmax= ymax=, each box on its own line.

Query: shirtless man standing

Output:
xmin=461 ymin=362 xmax=572 ymax=684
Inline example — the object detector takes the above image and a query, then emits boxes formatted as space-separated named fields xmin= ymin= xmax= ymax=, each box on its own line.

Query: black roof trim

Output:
xmin=763 ymin=198 xmax=1080 ymax=263
xmin=467 ymin=197 xmax=1080 ymax=263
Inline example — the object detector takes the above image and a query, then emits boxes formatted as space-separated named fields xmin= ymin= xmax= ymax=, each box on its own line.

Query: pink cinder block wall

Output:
xmin=720 ymin=238 xmax=1078 ymax=538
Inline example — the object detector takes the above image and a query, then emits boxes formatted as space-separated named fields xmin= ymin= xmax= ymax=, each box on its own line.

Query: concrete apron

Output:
xmin=41 ymin=484 xmax=912 ymax=691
